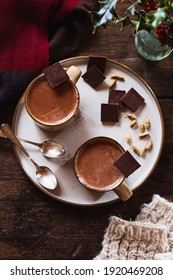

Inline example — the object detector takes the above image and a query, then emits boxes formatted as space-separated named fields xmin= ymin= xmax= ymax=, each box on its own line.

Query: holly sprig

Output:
xmin=91 ymin=0 xmax=136 ymax=33
xmin=91 ymin=0 xmax=173 ymax=46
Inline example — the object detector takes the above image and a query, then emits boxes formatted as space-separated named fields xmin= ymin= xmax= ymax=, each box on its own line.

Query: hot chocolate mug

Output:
xmin=74 ymin=136 xmax=133 ymax=201
xmin=24 ymin=65 xmax=81 ymax=131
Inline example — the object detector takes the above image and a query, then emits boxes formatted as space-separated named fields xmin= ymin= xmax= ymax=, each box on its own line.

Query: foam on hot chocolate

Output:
xmin=75 ymin=138 xmax=124 ymax=191
xmin=27 ymin=78 xmax=78 ymax=125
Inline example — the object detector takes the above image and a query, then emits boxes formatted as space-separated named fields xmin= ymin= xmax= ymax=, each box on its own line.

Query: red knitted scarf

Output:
xmin=0 ymin=0 xmax=79 ymax=71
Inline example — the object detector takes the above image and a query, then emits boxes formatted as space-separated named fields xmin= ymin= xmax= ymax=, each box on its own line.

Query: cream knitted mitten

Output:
xmin=95 ymin=195 xmax=173 ymax=260
xmin=135 ymin=194 xmax=173 ymax=259
xmin=95 ymin=216 xmax=168 ymax=260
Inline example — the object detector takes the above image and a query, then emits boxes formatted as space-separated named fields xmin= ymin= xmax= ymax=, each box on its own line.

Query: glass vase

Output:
xmin=135 ymin=30 xmax=172 ymax=61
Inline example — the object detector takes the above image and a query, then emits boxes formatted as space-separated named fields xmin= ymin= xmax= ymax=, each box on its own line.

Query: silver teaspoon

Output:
xmin=0 ymin=129 xmax=66 ymax=158
xmin=1 ymin=123 xmax=57 ymax=190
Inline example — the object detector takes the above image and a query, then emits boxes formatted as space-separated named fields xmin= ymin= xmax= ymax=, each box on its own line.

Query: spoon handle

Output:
xmin=0 ymin=128 xmax=41 ymax=147
xmin=18 ymin=138 xmax=42 ymax=148
xmin=0 ymin=129 xmax=6 ymax=138
xmin=1 ymin=124 xmax=39 ymax=169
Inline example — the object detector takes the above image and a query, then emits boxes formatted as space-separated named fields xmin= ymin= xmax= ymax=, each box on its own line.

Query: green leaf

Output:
xmin=127 ymin=3 xmax=139 ymax=16
xmin=119 ymin=16 xmax=133 ymax=29
xmin=145 ymin=7 xmax=167 ymax=30
xmin=91 ymin=0 xmax=119 ymax=32
xmin=135 ymin=14 xmax=147 ymax=31
xmin=130 ymin=20 xmax=141 ymax=32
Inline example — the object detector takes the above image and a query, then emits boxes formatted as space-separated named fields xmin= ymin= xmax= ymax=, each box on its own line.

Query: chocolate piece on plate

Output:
xmin=101 ymin=103 xmax=119 ymax=122
xmin=120 ymin=87 xmax=145 ymax=112
xmin=114 ymin=150 xmax=141 ymax=178
xmin=82 ymin=65 xmax=106 ymax=89
xmin=108 ymin=89 xmax=126 ymax=108
xmin=43 ymin=62 xmax=69 ymax=88
xmin=87 ymin=56 xmax=107 ymax=74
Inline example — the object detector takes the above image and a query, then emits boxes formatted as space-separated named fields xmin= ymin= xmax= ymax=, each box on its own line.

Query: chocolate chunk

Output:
xmin=82 ymin=65 xmax=106 ymax=89
xmin=114 ymin=151 xmax=141 ymax=178
xmin=120 ymin=88 xmax=145 ymax=112
xmin=101 ymin=103 xmax=119 ymax=122
xmin=43 ymin=62 xmax=69 ymax=88
xmin=108 ymin=89 xmax=126 ymax=108
xmin=87 ymin=56 xmax=107 ymax=74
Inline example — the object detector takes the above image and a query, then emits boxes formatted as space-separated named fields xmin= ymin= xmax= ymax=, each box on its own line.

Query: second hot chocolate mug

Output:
xmin=74 ymin=136 xmax=133 ymax=201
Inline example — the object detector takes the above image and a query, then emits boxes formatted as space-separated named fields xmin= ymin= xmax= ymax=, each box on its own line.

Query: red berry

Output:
xmin=156 ymin=24 xmax=169 ymax=40
xmin=143 ymin=0 xmax=158 ymax=12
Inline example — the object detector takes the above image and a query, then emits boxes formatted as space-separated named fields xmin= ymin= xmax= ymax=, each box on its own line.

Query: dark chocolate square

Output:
xmin=120 ymin=88 xmax=145 ymax=112
xmin=114 ymin=151 xmax=141 ymax=178
xmin=43 ymin=62 xmax=69 ymax=88
xmin=108 ymin=89 xmax=126 ymax=108
xmin=101 ymin=103 xmax=119 ymax=122
xmin=82 ymin=65 xmax=106 ymax=89
xmin=87 ymin=56 xmax=107 ymax=74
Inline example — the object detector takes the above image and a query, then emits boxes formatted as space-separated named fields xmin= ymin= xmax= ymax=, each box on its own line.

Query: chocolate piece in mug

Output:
xmin=82 ymin=65 xmax=106 ymax=89
xmin=108 ymin=89 xmax=126 ymax=108
xmin=120 ymin=87 xmax=145 ymax=112
xmin=101 ymin=103 xmax=119 ymax=122
xmin=114 ymin=150 xmax=141 ymax=178
xmin=87 ymin=56 xmax=107 ymax=74
xmin=43 ymin=62 xmax=69 ymax=88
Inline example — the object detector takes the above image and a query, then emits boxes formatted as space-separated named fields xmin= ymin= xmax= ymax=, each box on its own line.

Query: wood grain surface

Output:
xmin=0 ymin=21 xmax=173 ymax=260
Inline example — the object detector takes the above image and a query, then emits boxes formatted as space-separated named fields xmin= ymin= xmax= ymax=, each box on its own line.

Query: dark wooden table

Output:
xmin=0 ymin=21 xmax=173 ymax=260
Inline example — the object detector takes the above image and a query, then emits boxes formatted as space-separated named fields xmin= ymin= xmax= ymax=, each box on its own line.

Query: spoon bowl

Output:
xmin=1 ymin=123 xmax=58 ymax=190
xmin=40 ymin=139 xmax=66 ymax=158
xmin=36 ymin=166 xmax=57 ymax=190
xmin=19 ymin=138 xmax=66 ymax=158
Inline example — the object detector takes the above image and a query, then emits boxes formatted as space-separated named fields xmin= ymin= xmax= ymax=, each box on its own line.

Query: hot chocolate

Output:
xmin=25 ymin=75 xmax=79 ymax=130
xmin=74 ymin=137 xmax=124 ymax=191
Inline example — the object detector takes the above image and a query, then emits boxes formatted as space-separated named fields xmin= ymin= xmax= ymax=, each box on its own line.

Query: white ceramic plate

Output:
xmin=12 ymin=56 xmax=164 ymax=206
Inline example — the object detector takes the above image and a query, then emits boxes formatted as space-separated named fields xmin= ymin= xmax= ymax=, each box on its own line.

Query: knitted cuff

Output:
xmin=135 ymin=194 xmax=173 ymax=251
xmin=95 ymin=216 xmax=168 ymax=260
xmin=154 ymin=252 xmax=173 ymax=260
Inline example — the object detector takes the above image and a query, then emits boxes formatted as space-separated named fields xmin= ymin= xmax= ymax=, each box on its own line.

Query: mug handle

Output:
xmin=67 ymin=66 xmax=82 ymax=84
xmin=113 ymin=181 xmax=133 ymax=201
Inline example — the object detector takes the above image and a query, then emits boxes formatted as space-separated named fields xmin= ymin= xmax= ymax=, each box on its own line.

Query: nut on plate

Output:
xmin=125 ymin=133 xmax=132 ymax=144
xmin=109 ymin=79 xmax=116 ymax=89
xmin=140 ymin=146 xmax=146 ymax=157
xmin=139 ymin=123 xmax=145 ymax=133
xmin=145 ymin=116 xmax=150 ymax=129
xmin=130 ymin=120 xmax=137 ymax=127
xmin=132 ymin=145 xmax=140 ymax=156
xmin=145 ymin=139 xmax=153 ymax=150
xmin=139 ymin=132 xmax=149 ymax=139
xmin=111 ymin=74 xmax=125 ymax=81
xmin=127 ymin=113 xmax=136 ymax=120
